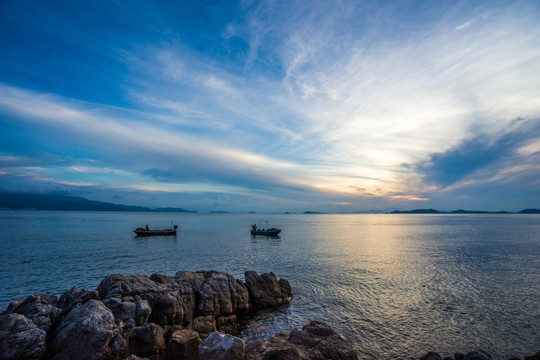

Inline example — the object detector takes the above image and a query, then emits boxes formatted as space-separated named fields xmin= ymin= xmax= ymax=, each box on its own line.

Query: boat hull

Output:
xmin=250 ymin=228 xmax=281 ymax=236
xmin=133 ymin=230 xmax=177 ymax=237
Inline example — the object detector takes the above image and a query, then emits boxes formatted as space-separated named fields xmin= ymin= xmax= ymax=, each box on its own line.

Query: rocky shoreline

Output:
xmin=0 ymin=270 xmax=538 ymax=360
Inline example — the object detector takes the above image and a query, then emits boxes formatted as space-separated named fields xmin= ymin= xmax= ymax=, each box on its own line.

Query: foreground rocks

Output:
xmin=2 ymin=270 xmax=339 ymax=360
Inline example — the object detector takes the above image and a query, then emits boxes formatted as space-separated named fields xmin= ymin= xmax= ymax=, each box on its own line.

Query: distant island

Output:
xmin=0 ymin=193 xmax=196 ymax=212
xmin=389 ymin=208 xmax=540 ymax=214
xmin=304 ymin=211 xmax=323 ymax=214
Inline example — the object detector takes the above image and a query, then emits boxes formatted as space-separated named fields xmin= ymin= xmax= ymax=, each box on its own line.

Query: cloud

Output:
xmin=456 ymin=20 xmax=472 ymax=30
xmin=416 ymin=118 xmax=540 ymax=187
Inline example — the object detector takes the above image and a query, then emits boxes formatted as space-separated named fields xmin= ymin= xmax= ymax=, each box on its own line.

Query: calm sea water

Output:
xmin=0 ymin=211 xmax=539 ymax=359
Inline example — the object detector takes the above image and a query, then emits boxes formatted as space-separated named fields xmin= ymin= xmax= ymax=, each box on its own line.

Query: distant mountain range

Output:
xmin=0 ymin=193 xmax=196 ymax=212
xmin=389 ymin=208 xmax=540 ymax=214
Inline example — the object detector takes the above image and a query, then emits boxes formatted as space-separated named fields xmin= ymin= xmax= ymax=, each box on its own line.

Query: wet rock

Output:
xmin=125 ymin=323 xmax=165 ymax=358
xmin=198 ymin=332 xmax=245 ymax=360
xmin=163 ymin=329 xmax=201 ymax=360
xmin=48 ymin=299 xmax=126 ymax=360
xmin=245 ymin=330 xmax=301 ymax=360
xmin=246 ymin=321 xmax=358 ymax=360
xmin=0 ymin=313 xmax=46 ymax=360
xmin=189 ymin=315 xmax=217 ymax=340
xmin=244 ymin=271 xmax=292 ymax=309
xmin=419 ymin=352 xmax=442 ymax=360
xmin=198 ymin=271 xmax=250 ymax=317
xmin=1 ymin=293 xmax=62 ymax=333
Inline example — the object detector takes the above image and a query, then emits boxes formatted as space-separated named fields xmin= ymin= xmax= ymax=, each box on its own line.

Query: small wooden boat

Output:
xmin=251 ymin=228 xmax=281 ymax=236
xmin=134 ymin=225 xmax=178 ymax=237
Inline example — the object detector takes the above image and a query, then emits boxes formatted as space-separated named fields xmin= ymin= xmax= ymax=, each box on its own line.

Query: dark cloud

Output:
xmin=416 ymin=118 xmax=540 ymax=187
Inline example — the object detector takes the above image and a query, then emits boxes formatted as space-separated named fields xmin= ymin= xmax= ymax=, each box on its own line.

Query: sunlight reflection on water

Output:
xmin=0 ymin=211 xmax=539 ymax=359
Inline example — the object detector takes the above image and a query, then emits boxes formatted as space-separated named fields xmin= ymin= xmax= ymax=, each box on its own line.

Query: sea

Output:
xmin=0 ymin=211 xmax=539 ymax=359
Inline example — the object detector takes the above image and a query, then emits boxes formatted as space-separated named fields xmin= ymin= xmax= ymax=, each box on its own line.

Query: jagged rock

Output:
xmin=419 ymin=352 xmax=443 ymax=360
xmin=244 ymin=271 xmax=292 ymax=309
xmin=189 ymin=315 xmax=217 ymax=340
xmin=198 ymin=332 xmax=245 ymax=360
xmin=197 ymin=271 xmax=250 ymax=317
xmin=125 ymin=323 xmax=165 ymax=358
xmin=163 ymin=329 xmax=201 ymax=360
xmin=102 ymin=296 xmax=151 ymax=328
xmin=1 ymin=293 xmax=62 ymax=333
xmin=48 ymin=299 xmax=126 ymax=360
xmin=122 ymin=356 xmax=148 ymax=360
xmin=57 ymin=286 xmax=100 ymax=316
xmin=0 ymin=313 xmax=47 ymax=360
xmin=217 ymin=314 xmax=238 ymax=334
xmin=246 ymin=321 xmax=358 ymax=360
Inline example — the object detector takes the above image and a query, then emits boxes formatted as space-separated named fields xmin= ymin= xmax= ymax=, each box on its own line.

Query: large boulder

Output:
xmin=48 ymin=299 xmax=126 ymax=360
xmin=0 ymin=313 xmax=46 ymax=360
xmin=197 ymin=271 xmax=250 ymax=317
xmin=1 ymin=293 xmax=62 ymax=333
xmin=198 ymin=332 xmax=245 ymax=360
xmin=244 ymin=271 xmax=292 ymax=309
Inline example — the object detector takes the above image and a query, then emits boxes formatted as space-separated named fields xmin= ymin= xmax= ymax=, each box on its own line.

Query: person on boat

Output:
xmin=251 ymin=224 xmax=257 ymax=230
xmin=145 ymin=225 xmax=150 ymax=231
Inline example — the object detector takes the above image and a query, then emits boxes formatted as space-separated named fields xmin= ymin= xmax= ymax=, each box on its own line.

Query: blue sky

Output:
xmin=1 ymin=0 xmax=539 ymax=212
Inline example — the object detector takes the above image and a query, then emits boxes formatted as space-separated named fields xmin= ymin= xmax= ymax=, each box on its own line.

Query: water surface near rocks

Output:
xmin=1 ymin=211 xmax=539 ymax=359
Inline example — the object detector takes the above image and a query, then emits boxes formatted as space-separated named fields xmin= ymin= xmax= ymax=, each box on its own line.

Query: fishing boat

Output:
xmin=250 ymin=221 xmax=281 ymax=236
xmin=133 ymin=224 xmax=178 ymax=237
xmin=251 ymin=228 xmax=281 ymax=236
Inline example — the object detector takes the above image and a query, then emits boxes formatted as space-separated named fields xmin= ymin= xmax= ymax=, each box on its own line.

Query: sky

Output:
xmin=1 ymin=0 xmax=539 ymax=213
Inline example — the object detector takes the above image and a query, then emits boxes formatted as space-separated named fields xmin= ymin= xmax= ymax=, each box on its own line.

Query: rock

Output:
xmin=464 ymin=351 xmax=489 ymax=360
xmin=198 ymin=332 xmax=245 ymax=360
xmin=57 ymin=286 xmax=100 ymax=315
xmin=244 ymin=271 xmax=292 ymax=309
xmin=48 ymin=299 xmax=126 ymax=360
xmin=189 ymin=315 xmax=217 ymax=340
xmin=163 ymin=329 xmax=201 ymax=360
xmin=245 ymin=331 xmax=301 ymax=360
xmin=197 ymin=271 xmax=250 ymax=317
xmin=1 ymin=293 xmax=62 ymax=333
xmin=125 ymin=323 xmax=165 ymax=358
xmin=246 ymin=321 xmax=358 ymax=360
xmin=454 ymin=353 xmax=464 ymax=360
xmin=419 ymin=352 xmax=442 ymax=360
xmin=0 ymin=313 xmax=47 ymax=360
xmin=217 ymin=315 xmax=238 ymax=334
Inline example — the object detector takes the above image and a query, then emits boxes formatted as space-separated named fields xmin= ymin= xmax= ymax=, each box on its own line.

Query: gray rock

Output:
xmin=198 ymin=271 xmax=250 ymax=317
xmin=48 ymin=299 xmax=126 ymax=360
xmin=198 ymin=332 xmax=245 ymax=360
xmin=125 ymin=322 xmax=165 ymax=358
xmin=57 ymin=286 xmax=100 ymax=315
xmin=244 ymin=271 xmax=292 ymax=309
xmin=164 ymin=329 xmax=201 ymax=360
xmin=0 ymin=313 xmax=46 ymax=360
xmin=1 ymin=293 xmax=62 ymax=333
